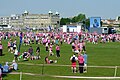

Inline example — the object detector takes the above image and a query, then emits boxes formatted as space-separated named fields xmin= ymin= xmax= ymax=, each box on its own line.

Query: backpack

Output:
xmin=72 ymin=57 xmax=76 ymax=63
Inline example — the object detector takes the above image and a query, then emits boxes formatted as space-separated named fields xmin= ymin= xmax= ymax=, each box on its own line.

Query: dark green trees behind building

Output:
xmin=60 ymin=13 xmax=87 ymax=25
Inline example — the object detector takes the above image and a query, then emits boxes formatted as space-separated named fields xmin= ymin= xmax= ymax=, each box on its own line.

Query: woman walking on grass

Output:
xmin=0 ymin=43 xmax=3 ymax=56
xmin=56 ymin=44 xmax=60 ymax=57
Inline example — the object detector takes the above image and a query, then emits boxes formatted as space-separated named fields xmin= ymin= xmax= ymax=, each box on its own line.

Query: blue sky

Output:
xmin=0 ymin=0 xmax=120 ymax=19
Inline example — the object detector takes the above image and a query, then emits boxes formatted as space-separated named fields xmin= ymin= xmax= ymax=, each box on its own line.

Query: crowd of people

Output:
xmin=0 ymin=31 xmax=120 ymax=79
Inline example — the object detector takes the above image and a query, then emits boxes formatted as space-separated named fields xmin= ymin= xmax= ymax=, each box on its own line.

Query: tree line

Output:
xmin=60 ymin=13 xmax=90 ymax=27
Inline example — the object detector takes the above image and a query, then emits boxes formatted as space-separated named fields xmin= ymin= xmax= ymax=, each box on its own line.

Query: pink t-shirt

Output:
xmin=78 ymin=55 xmax=84 ymax=63
xmin=49 ymin=47 xmax=52 ymax=51
xmin=79 ymin=43 xmax=83 ymax=49
xmin=56 ymin=46 xmax=60 ymax=50
xmin=43 ymin=39 xmax=46 ymax=43
xmin=48 ymin=39 xmax=50 ymax=43
xmin=0 ymin=44 xmax=3 ymax=49
xmin=8 ymin=42 xmax=11 ymax=46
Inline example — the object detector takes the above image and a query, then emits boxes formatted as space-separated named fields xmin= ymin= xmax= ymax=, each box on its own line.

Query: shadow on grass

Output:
xmin=0 ymin=54 xmax=5 ymax=56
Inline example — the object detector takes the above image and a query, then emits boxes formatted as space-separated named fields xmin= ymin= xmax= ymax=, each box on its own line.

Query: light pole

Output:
xmin=55 ymin=11 xmax=60 ymax=31
xmin=48 ymin=10 xmax=53 ymax=32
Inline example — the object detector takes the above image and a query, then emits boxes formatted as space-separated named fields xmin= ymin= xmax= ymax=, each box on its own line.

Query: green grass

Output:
xmin=0 ymin=37 xmax=120 ymax=80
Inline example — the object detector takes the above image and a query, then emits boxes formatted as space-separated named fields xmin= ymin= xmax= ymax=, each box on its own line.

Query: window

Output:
xmin=104 ymin=28 xmax=107 ymax=30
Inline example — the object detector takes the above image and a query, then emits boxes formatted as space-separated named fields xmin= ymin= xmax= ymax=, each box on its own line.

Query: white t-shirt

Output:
xmin=14 ymin=50 xmax=18 ymax=55
xmin=70 ymin=56 xmax=78 ymax=61
xmin=46 ymin=43 xmax=48 ymax=47
xmin=13 ymin=44 xmax=16 ymax=48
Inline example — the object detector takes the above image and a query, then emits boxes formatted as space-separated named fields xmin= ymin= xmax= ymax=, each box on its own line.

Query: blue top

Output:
xmin=3 ymin=65 xmax=9 ymax=72
xmin=83 ymin=53 xmax=87 ymax=64
xmin=55 ymin=39 xmax=58 ymax=44
xmin=12 ymin=63 xmax=18 ymax=70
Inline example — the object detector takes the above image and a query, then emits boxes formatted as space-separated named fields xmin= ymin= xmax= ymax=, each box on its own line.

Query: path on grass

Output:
xmin=18 ymin=62 xmax=120 ymax=68
xmin=8 ymin=72 xmax=120 ymax=79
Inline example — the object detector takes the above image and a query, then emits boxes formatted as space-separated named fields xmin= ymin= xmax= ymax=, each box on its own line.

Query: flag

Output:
xmin=18 ymin=32 xmax=22 ymax=53
xmin=48 ymin=26 xmax=52 ymax=31
xmin=20 ymin=32 xmax=23 ymax=44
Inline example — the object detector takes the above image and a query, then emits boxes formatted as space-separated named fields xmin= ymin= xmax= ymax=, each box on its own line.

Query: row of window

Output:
xmin=0 ymin=22 xmax=10 ymax=24
xmin=0 ymin=17 xmax=9 ymax=19
xmin=0 ymin=20 xmax=10 ymax=22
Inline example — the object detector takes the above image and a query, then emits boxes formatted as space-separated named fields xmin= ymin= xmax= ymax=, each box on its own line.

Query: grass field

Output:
xmin=0 ymin=37 xmax=120 ymax=80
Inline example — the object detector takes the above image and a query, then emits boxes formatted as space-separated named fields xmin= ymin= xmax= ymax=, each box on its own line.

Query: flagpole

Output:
xmin=18 ymin=32 xmax=22 ymax=54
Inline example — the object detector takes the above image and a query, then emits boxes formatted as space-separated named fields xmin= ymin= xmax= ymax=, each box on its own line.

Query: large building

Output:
xmin=101 ymin=16 xmax=120 ymax=27
xmin=0 ymin=11 xmax=60 ymax=29
xmin=22 ymin=10 xmax=60 ymax=29
xmin=10 ymin=14 xmax=24 ymax=28
xmin=0 ymin=16 xmax=11 ymax=26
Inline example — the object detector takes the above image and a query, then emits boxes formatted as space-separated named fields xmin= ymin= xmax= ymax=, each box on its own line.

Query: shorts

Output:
xmin=10 ymin=47 xmax=13 ymax=50
xmin=30 ymin=53 xmax=34 ymax=56
xmin=74 ymin=50 xmax=79 ymax=54
xmin=83 ymin=46 xmax=86 ymax=51
xmin=84 ymin=63 xmax=87 ymax=67
xmin=72 ymin=46 xmax=75 ymax=49
xmin=8 ymin=46 xmax=10 ymax=48
xmin=0 ymin=74 xmax=1 ymax=78
xmin=14 ymin=55 xmax=18 ymax=58
xmin=49 ymin=60 xmax=54 ymax=63
xmin=13 ymin=47 xmax=16 ymax=50
xmin=49 ymin=50 xmax=52 ymax=53
xmin=43 ymin=42 xmax=46 ymax=45
xmin=72 ymin=62 xmax=76 ymax=68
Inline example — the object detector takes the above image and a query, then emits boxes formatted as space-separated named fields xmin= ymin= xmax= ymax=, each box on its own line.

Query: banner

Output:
xmin=90 ymin=17 xmax=101 ymax=28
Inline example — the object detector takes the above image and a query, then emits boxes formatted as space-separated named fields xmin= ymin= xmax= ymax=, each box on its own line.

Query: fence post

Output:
xmin=20 ymin=72 xmax=22 ymax=80
xmin=42 ymin=62 xmax=45 ymax=75
xmin=114 ymin=66 xmax=117 ymax=77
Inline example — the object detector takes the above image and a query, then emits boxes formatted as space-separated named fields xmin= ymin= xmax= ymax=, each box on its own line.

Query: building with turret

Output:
xmin=0 ymin=10 xmax=60 ymax=29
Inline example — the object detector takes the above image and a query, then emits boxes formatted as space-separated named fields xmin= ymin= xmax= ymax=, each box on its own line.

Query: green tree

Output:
xmin=77 ymin=14 xmax=86 ymax=22
xmin=118 ymin=16 xmax=120 ymax=20
xmin=85 ymin=19 xmax=90 ymax=27
xmin=71 ymin=16 xmax=77 ymax=23
xmin=60 ymin=18 xmax=71 ymax=25
xmin=71 ymin=14 xmax=86 ymax=23
xmin=60 ymin=13 xmax=86 ymax=25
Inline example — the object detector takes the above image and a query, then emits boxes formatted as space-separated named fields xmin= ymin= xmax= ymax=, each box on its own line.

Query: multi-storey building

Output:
xmin=10 ymin=14 xmax=24 ymax=27
xmin=0 ymin=11 xmax=60 ymax=29
xmin=0 ymin=16 xmax=11 ymax=26
xmin=23 ymin=11 xmax=60 ymax=29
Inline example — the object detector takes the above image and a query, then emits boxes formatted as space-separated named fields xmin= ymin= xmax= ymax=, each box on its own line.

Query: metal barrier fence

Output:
xmin=4 ymin=63 xmax=120 ymax=80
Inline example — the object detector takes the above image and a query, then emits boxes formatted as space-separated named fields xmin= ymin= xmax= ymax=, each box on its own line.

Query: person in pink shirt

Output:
xmin=82 ymin=41 xmax=86 ymax=52
xmin=43 ymin=38 xmax=46 ymax=45
xmin=71 ymin=42 xmax=75 ymax=52
xmin=45 ymin=42 xmax=49 ymax=52
xmin=45 ymin=56 xmax=57 ymax=64
xmin=79 ymin=42 xmax=83 ymax=52
xmin=31 ymin=37 xmax=34 ymax=44
xmin=0 ymin=43 xmax=3 ymax=56
xmin=56 ymin=44 xmax=60 ymax=57
xmin=78 ymin=53 xmax=84 ymax=73
xmin=74 ymin=44 xmax=79 ymax=54
xmin=49 ymin=43 xmax=54 ymax=56
xmin=60 ymin=38 xmax=63 ymax=45
xmin=47 ymin=39 xmax=50 ymax=45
